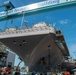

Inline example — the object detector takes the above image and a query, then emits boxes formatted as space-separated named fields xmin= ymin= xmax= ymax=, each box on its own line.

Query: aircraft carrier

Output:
xmin=0 ymin=22 xmax=72 ymax=72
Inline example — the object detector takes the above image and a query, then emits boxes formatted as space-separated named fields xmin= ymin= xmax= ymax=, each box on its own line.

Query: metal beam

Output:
xmin=0 ymin=0 xmax=76 ymax=22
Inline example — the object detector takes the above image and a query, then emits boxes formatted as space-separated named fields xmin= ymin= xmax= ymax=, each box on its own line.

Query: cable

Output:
xmin=20 ymin=11 xmax=24 ymax=29
xmin=70 ymin=50 xmax=76 ymax=59
xmin=4 ymin=19 xmax=8 ymax=31
xmin=4 ymin=10 xmax=8 ymax=31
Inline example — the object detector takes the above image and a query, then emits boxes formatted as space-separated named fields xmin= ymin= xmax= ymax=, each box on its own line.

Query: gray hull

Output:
xmin=0 ymin=23 xmax=69 ymax=72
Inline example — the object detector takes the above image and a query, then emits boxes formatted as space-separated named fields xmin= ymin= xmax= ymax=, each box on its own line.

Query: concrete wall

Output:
xmin=6 ymin=52 xmax=15 ymax=67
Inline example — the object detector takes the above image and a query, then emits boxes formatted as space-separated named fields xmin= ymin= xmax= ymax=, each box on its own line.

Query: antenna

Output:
xmin=52 ymin=22 xmax=56 ymax=28
xmin=24 ymin=20 xmax=28 ymax=28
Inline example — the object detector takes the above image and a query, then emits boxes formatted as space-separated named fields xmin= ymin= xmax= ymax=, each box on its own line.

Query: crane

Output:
xmin=0 ymin=0 xmax=76 ymax=22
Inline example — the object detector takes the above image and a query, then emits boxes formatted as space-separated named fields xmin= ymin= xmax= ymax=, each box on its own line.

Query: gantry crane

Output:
xmin=0 ymin=0 xmax=76 ymax=22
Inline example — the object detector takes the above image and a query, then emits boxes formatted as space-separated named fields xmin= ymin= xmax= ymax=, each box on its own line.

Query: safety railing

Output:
xmin=0 ymin=26 xmax=52 ymax=35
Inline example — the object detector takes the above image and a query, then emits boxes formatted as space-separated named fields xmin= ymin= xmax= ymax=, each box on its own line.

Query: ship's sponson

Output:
xmin=0 ymin=22 xmax=70 ymax=72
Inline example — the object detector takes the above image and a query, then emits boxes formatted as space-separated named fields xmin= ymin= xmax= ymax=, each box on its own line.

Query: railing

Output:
xmin=0 ymin=26 xmax=52 ymax=35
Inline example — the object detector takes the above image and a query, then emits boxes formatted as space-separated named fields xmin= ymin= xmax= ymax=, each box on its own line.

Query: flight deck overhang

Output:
xmin=0 ymin=26 xmax=55 ymax=39
xmin=0 ymin=26 xmax=69 ymax=56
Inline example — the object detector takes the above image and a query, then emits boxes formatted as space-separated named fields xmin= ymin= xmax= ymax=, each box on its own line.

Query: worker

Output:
xmin=14 ymin=67 xmax=20 ymax=75
xmin=7 ymin=65 xmax=12 ymax=75
xmin=2 ymin=67 xmax=8 ymax=75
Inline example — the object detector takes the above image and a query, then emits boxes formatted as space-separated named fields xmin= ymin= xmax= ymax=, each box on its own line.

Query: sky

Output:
xmin=0 ymin=0 xmax=76 ymax=67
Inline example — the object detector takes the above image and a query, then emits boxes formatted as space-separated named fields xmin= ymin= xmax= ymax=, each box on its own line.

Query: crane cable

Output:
xmin=20 ymin=11 xmax=25 ymax=30
xmin=4 ymin=11 xmax=8 ymax=31
xmin=4 ymin=19 xmax=8 ymax=31
xmin=70 ymin=50 xmax=76 ymax=59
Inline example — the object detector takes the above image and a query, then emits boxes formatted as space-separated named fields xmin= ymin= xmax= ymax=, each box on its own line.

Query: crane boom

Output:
xmin=0 ymin=0 xmax=76 ymax=22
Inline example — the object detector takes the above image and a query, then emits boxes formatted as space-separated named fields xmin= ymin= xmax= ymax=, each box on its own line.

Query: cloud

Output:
xmin=59 ymin=19 xmax=70 ymax=24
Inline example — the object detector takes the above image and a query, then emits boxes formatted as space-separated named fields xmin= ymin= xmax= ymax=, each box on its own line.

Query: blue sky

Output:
xmin=0 ymin=0 xmax=76 ymax=67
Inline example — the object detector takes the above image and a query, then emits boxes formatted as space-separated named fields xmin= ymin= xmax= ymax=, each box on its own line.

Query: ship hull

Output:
xmin=0 ymin=33 xmax=64 ymax=72
xmin=0 ymin=22 xmax=70 ymax=72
